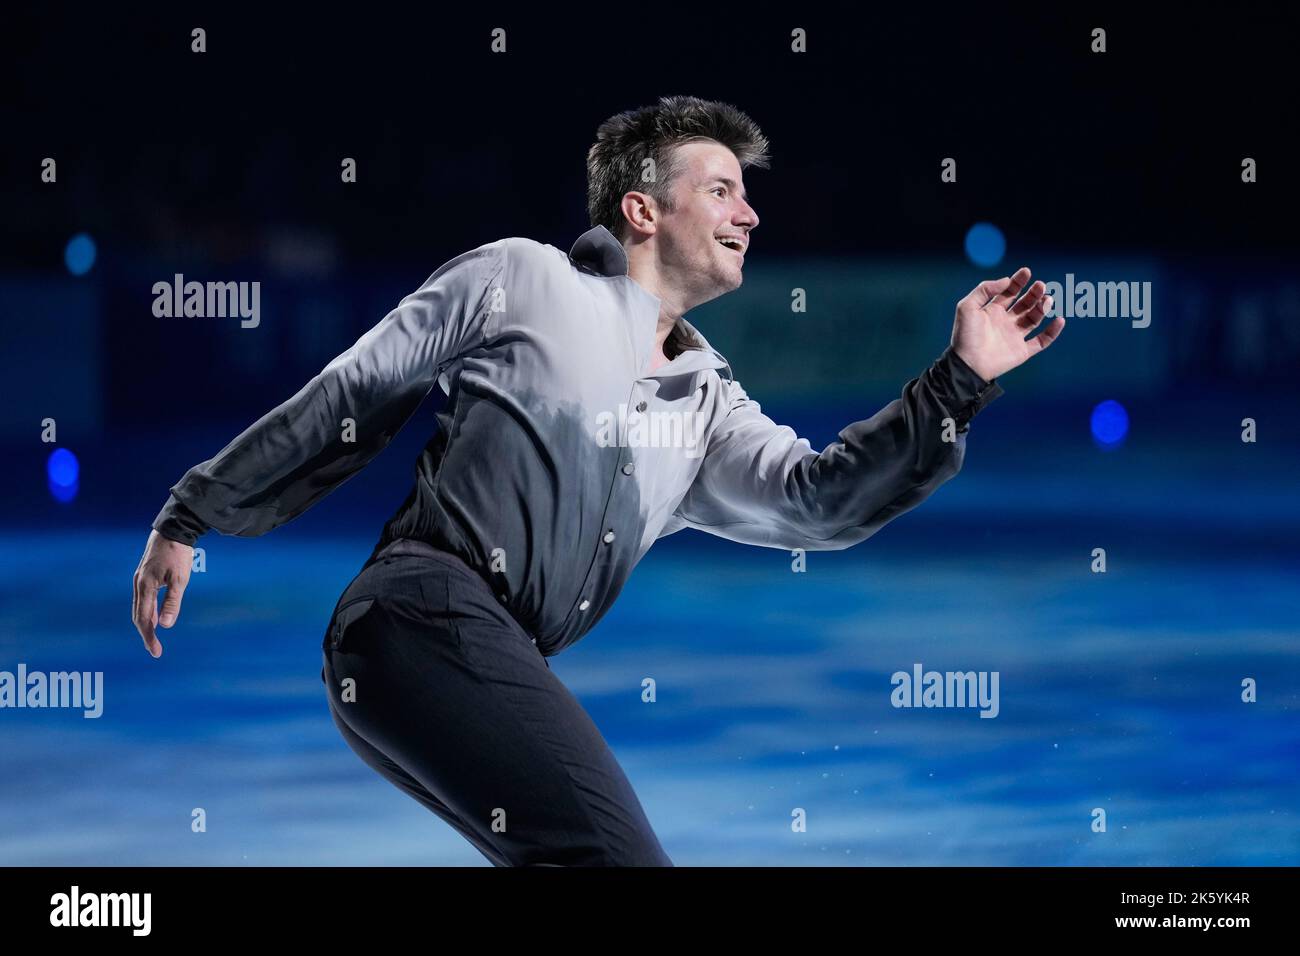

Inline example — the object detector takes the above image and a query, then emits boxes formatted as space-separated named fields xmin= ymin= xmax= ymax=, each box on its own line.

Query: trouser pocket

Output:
xmin=326 ymin=594 xmax=380 ymax=653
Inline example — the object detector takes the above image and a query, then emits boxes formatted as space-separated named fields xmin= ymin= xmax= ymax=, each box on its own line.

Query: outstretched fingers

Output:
xmin=1011 ymin=281 xmax=1050 ymax=327
xmin=960 ymin=267 xmax=1032 ymax=313
xmin=989 ymin=266 xmax=1032 ymax=309
xmin=1028 ymin=315 xmax=1066 ymax=353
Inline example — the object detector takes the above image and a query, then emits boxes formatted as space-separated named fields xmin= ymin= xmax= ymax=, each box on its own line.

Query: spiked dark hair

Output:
xmin=586 ymin=95 xmax=770 ymax=245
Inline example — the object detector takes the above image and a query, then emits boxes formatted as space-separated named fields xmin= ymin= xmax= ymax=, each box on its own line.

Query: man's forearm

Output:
xmin=672 ymin=346 xmax=1004 ymax=551
xmin=152 ymin=494 xmax=211 ymax=546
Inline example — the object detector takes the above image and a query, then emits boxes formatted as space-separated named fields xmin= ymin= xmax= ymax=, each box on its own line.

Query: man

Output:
xmin=131 ymin=95 xmax=1064 ymax=866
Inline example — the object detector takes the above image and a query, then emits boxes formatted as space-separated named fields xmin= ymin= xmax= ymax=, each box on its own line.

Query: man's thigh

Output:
xmin=325 ymin=548 xmax=672 ymax=867
xmin=323 ymin=676 xmax=512 ymax=866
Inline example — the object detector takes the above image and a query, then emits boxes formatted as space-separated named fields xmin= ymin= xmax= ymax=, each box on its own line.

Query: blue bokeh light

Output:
xmin=49 ymin=480 xmax=79 ymax=503
xmin=1090 ymin=400 xmax=1129 ymax=447
xmin=964 ymin=222 xmax=1006 ymax=268
xmin=65 ymin=233 xmax=97 ymax=275
xmin=47 ymin=448 xmax=80 ymax=502
xmin=48 ymin=447 xmax=79 ymax=486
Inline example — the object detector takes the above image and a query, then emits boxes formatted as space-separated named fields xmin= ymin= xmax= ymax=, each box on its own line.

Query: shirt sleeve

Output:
xmin=151 ymin=239 xmax=508 ymax=545
xmin=670 ymin=345 xmax=1004 ymax=551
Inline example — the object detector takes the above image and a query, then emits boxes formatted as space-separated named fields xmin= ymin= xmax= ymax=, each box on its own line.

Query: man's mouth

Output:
xmin=716 ymin=236 xmax=745 ymax=255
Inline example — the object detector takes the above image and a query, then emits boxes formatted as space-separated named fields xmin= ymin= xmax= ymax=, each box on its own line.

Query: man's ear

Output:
xmin=620 ymin=192 xmax=657 ymax=237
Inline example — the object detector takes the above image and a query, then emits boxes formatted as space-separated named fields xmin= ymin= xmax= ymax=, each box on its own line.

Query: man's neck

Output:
xmin=625 ymin=242 xmax=691 ymax=373
xmin=645 ymin=345 xmax=672 ymax=376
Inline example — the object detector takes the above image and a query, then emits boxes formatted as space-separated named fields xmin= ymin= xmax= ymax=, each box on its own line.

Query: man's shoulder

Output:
xmin=521 ymin=235 xmax=590 ymax=277
xmin=466 ymin=234 xmax=577 ymax=276
xmin=478 ymin=234 xmax=595 ymax=286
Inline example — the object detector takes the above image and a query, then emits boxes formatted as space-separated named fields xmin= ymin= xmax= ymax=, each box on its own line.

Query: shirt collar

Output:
xmin=569 ymin=224 xmax=629 ymax=277
xmin=568 ymin=225 xmax=735 ymax=381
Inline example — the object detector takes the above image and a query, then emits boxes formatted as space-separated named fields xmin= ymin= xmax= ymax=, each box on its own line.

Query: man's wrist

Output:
xmin=152 ymin=494 xmax=210 ymax=547
xmin=932 ymin=346 xmax=1005 ymax=432
xmin=950 ymin=346 xmax=999 ymax=384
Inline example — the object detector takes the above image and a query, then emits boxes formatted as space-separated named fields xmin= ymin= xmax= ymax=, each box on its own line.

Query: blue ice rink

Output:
xmin=2 ymin=394 xmax=1296 ymax=866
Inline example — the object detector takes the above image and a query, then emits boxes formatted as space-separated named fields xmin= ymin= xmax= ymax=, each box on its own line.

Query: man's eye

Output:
xmin=712 ymin=187 xmax=726 ymax=197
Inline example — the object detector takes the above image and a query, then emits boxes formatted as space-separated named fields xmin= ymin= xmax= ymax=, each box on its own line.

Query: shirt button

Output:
xmin=499 ymin=593 xmax=508 ymax=603
xmin=621 ymin=462 xmax=634 ymax=475
xmin=578 ymin=599 xmax=590 ymax=611
xmin=636 ymin=401 xmax=647 ymax=412
xmin=602 ymin=530 xmax=615 ymax=544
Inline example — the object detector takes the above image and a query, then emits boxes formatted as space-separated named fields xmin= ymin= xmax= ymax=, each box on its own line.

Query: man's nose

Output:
xmin=737 ymin=200 xmax=759 ymax=231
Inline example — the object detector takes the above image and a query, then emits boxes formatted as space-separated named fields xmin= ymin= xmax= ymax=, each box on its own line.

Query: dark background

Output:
xmin=1 ymin=6 xmax=1296 ymax=865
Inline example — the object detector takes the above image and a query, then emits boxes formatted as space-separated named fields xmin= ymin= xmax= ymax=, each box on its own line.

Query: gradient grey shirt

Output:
xmin=153 ymin=225 xmax=1005 ymax=654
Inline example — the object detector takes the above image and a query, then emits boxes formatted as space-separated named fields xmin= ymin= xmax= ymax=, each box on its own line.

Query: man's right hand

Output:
xmin=132 ymin=529 xmax=194 ymax=658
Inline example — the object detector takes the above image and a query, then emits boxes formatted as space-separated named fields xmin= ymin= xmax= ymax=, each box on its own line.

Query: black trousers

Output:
xmin=319 ymin=537 xmax=672 ymax=866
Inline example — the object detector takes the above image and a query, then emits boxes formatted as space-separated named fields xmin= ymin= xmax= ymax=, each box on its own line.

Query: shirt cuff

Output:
xmin=930 ymin=346 xmax=1005 ymax=433
xmin=152 ymin=494 xmax=211 ymax=546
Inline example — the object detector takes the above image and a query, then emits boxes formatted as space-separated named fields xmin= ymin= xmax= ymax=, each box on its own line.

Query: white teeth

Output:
xmin=717 ymin=238 xmax=743 ymax=251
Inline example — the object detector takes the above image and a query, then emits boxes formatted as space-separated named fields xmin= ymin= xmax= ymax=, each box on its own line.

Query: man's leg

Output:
xmin=322 ymin=681 xmax=512 ymax=866
xmin=322 ymin=545 xmax=672 ymax=867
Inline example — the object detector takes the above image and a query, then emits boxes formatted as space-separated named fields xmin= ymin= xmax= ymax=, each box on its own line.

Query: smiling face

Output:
xmin=652 ymin=139 xmax=760 ymax=305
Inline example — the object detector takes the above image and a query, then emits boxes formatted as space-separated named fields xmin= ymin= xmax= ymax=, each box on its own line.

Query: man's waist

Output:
xmin=369 ymin=536 xmax=480 ymax=582
xmin=370 ymin=535 xmax=552 ymax=646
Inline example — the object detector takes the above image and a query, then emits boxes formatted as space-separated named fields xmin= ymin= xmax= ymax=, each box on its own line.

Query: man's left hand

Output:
xmin=950 ymin=266 xmax=1066 ymax=382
